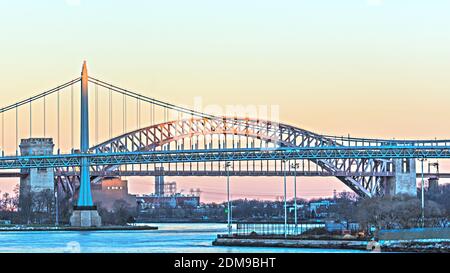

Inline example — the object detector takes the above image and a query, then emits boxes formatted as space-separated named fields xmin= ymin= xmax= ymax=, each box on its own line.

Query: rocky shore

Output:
xmin=212 ymin=236 xmax=450 ymax=253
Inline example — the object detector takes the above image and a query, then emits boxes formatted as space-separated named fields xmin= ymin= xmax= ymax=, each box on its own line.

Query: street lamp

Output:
xmin=55 ymin=189 xmax=59 ymax=227
xmin=291 ymin=162 xmax=300 ymax=235
xmin=225 ymin=161 xmax=232 ymax=236
xmin=419 ymin=158 xmax=426 ymax=228
xmin=282 ymin=159 xmax=287 ymax=238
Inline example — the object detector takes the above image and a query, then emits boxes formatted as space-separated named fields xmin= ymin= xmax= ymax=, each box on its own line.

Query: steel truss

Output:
xmin=7 ymin=117 xmax=450 ymax=198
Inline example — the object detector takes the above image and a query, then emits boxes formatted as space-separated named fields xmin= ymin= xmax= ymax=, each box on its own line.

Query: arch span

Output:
xmin=83 ymin=117 xmax=390 ymax=197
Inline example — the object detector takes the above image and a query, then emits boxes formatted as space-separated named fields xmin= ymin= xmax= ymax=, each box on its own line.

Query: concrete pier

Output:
xmin=69 ymin=206 xmax=102 ymax=227
xmin=19 ymin=138 xmax=55 ymax=210
xmin=213 ymin=237 xmax=369 ymax=250
xmin=385 ymin=158 xmax=417 ymax=197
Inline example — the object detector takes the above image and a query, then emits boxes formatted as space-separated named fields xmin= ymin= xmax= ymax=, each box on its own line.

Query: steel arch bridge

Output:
xmin=53 ymin=117 xmax=390 ymax=198
xmin=2 ymin=62 xmax=450 ymax=206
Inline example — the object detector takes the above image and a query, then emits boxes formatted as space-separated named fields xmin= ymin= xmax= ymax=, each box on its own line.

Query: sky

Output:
xmin=0 ymin=0 xmax=449 ymax=202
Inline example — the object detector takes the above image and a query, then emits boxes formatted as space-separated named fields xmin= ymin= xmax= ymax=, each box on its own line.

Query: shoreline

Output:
xmin=212 ymin=236 xmax=450 ymax=253
xmin=213 ymin=237 xmax=369 ymax=251
xmin=0 ymin=225 xmax=158 ymax=232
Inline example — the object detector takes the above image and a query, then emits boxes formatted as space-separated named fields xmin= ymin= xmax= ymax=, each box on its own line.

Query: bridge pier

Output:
xmin=19 ymin=138 xmax=55 ymax=212
xmin=70 ymin=61 xmax=101 ymax=227
xmin=385 ymin=159 xmax=417 ymax=197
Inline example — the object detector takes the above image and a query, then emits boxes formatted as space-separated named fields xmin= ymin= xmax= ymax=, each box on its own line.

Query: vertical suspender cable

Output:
xmin=95 ymin=84 xmax=98 ymax=144
xmin=71 ymin=84 xmax=74 ymax=150
xmin=29 ymin=100 xmax=32 ymax=138
xmin=136 ymin=98 xmax=139 ymax=130
xmin=137 ymin=99 xmax=141 ymax=129
xmin=15 ymin=104 xmax=18 ymax=155
xmin=1 ymin=112 xmax=3 ymax=156
xmin=43 ymin=96 xmax=46 ymax=137
xmin=109 ymin=88 xmax=112 ymax=139
xmin=148 ymin=103 xmax=152 ymax=125
xmin=123 ymin=93 xmax=126 ymax=134
xmin=57 ymin=90 xmax=60 ymax=153
xmin=151 ymin=103 xmax=154 ymax=125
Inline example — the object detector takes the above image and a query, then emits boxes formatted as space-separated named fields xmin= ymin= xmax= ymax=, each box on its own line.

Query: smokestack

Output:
xmin=155 ymin=167 xmax=164 ymax=196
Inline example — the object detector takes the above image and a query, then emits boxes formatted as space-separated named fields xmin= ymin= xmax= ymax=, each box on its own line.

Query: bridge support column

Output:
xmin=19 ymin=138 xmax=55 ymax=213
xmin=385 ymin=159 xmax=417 ymax=197
xmin=70 ymin=61 xmax=101 ymax=227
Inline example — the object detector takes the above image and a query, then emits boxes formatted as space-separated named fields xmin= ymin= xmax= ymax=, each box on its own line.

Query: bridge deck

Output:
xmin=0 ymin=171 xmax=445 ymax=178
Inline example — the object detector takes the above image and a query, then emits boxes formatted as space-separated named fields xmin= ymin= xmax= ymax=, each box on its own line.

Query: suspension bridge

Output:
xmin=0 ymin=62 xmax=448 ymax=226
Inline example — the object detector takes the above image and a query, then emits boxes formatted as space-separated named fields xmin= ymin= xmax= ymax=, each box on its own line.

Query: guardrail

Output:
xmin=235 ymin=222 xmax=325 ymax=236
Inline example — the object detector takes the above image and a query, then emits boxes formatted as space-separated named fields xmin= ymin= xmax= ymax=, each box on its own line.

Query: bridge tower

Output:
xmin=385 ymin=158 xmax=417 ymax=197
xmin=19 ymin=138 xmax=55 ymax=212
xmin=70 ymin=61 xmax=102 ymax=227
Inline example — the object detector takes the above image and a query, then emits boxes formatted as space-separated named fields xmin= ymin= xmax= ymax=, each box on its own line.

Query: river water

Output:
xmin=0 ymin=223 xmax=364 ymax=253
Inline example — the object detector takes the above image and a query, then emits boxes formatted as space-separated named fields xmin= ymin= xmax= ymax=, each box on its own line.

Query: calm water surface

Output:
xmin=0 ymin=223 xmax=365 ymax=253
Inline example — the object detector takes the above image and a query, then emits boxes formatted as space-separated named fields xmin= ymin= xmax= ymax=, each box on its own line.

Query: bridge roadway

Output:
xmin=0 ymin=170 xmax=444 ymax=178
xmin=0 ymin=146 xmax=449 ymax=170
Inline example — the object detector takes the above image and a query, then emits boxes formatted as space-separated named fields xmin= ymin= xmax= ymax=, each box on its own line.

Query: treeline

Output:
xmin=0 ymin=185 xmax=136 ymax=226
xmin=138 ymin=199 xmax=313 ymax=222
xmin=139 ymin=185 xmax=450 ymax=229
xmin=1 ymin=184 xmax=449 ymax=228
xmin=329 ymin=185 xmax=450 ymax=230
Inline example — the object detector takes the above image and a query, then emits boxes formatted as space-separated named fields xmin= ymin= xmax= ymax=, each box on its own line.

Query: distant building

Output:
xmin=137 ymin=168 xmax=200 ymax=210
xmin=309 ymin=200 xmax=334 ymax=212
xmin=428 ymin=177 xmax=440 ymax=193
xmin=137 ymin=194 xmax=200 ymax=209
xmin=325 ymin=221 xmax=360 ymax=233
xmin=92 ymin=178 xmax=136 ymax=211
xmin=309 ymin=200 xmax=335 ymax=218
xmin=0 ymin=220 xmax=11 ymax=225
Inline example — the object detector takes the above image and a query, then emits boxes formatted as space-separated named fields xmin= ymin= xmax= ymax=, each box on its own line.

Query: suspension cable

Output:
xmin=88 ymin=77 xmax=215 ymax=120
xmin=87 ymin=76 xmax=274 ymax=135
xmin=0 ymin=78 xmax=80 ymax=114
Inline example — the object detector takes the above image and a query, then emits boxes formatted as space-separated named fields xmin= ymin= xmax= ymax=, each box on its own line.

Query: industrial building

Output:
xmin=91 ymin=177 xmax=137 ymax=211
xmin=137 ymin=168 xmax=200 ymax=210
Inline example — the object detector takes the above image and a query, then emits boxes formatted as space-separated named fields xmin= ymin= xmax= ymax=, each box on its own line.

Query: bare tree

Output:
xmin=356 ymin=195 xmax=445 ymax=230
